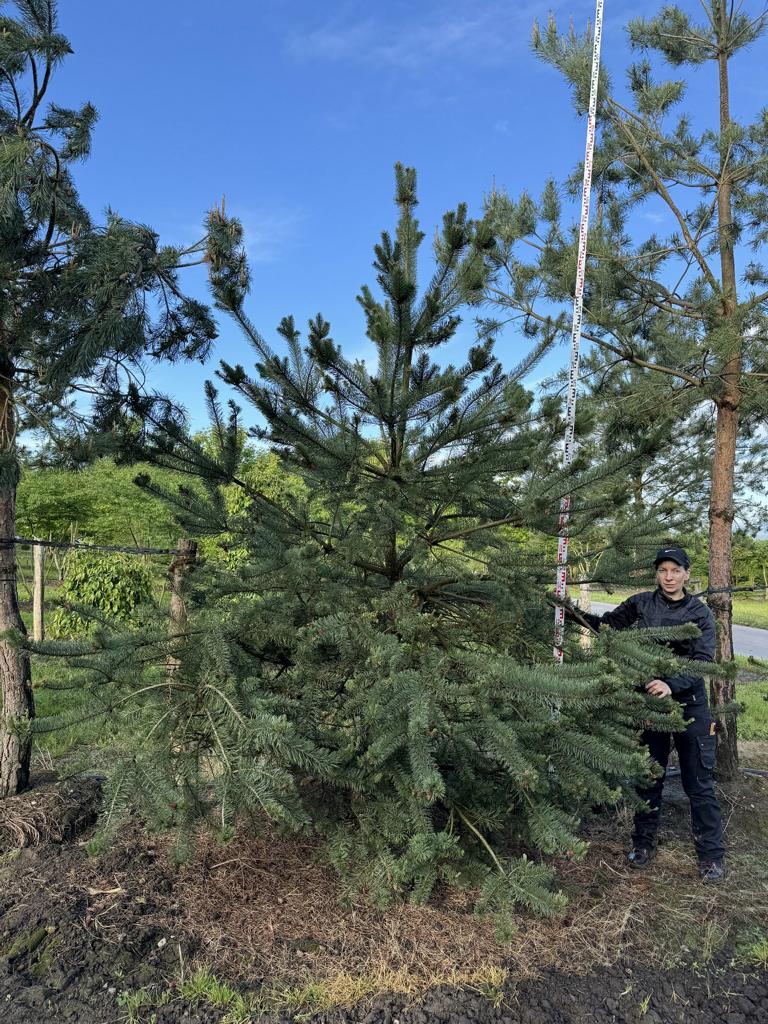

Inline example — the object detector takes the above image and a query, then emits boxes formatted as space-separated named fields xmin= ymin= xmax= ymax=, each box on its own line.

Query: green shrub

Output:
xmin=199 ymin=452 xmax=307 ymax=569
xmin=49 ymin=550 xmax=155 ymax=638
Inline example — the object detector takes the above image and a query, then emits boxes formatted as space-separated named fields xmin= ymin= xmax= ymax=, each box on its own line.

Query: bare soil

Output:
xmin=1 ymin=762 xmax=767 ymax=1024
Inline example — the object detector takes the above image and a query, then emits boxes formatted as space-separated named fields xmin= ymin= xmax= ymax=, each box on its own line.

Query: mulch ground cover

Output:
xmin=1 ymin=757 xmax=767 ymax=1024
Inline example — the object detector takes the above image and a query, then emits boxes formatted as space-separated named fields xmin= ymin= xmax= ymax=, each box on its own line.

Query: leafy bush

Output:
xmin=49 ymin=550 xmax=155 ymax=637
xmin=199 ymin=451 xmax=307 ymax=569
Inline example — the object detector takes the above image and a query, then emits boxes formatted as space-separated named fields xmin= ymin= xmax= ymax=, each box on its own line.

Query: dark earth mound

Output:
xmin=329 ymin=960 xmax=768 ymax=1024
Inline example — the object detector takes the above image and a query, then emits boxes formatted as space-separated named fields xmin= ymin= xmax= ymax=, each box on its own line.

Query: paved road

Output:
xmin=589 ymin=601 xmax=768 ymax=660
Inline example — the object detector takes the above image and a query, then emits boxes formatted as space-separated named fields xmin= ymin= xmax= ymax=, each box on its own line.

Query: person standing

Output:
xmin=579 ymin=548 xmax=726 ymax=882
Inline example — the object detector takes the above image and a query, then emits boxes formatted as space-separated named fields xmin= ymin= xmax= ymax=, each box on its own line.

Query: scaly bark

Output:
xmin=707 ymin=7 xmax=741 ymax=779
xmin=0 ymin=357 xmax=34 ymax=797
xmin=708 ymin=399 xmax=738 ymax=777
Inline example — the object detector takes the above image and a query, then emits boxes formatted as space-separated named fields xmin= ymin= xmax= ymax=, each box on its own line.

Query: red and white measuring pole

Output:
xmin=553 ymin=0 xmax=605 ymax=662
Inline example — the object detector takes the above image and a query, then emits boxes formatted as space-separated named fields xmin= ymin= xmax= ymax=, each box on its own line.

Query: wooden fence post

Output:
xmin=32 ymin=542 xmax=45 ymax=643
xmin=167 ymin=539 xmax=197 ymax=681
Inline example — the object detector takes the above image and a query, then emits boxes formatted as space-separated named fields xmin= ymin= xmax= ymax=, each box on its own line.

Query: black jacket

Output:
xmin=582 ymin=589 xmax=715 ymax=712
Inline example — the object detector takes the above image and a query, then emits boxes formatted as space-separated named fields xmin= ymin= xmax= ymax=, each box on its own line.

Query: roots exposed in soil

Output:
xmin=0 ymin=771 xmax=100 ymax=849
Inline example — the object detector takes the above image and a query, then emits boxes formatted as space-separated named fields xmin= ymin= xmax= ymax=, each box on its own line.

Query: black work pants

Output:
xmin=632 ymin=714 xmax=726 ymax=862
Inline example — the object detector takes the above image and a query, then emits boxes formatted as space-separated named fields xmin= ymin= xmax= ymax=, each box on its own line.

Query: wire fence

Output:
xmin=9 ymin=533 xmax=768 ymax=650
xmin=1 ymin=536 xmax=178 ymax=556
xmin=6 ymin=535 xmax=197 ymax=644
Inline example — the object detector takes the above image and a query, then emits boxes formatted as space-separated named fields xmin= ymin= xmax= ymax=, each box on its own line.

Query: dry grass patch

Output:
xmin=143 ymin=773 xmax=768 ymax=1015
xmin=171 ymin=831 xmax=509 ymax=1000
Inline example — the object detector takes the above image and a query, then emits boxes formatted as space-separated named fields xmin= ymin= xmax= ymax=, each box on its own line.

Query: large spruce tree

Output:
xmin=0 ymin=0 xmax=217 ymax=795
xmin=486 ymin=2 xmax=768 ymax=776
xmin=43 ymin=166 xmax=689 ymax=916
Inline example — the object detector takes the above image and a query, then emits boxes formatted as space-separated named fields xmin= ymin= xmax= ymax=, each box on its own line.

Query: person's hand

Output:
xmin=645 ymin=679 xmax=672 ymax=698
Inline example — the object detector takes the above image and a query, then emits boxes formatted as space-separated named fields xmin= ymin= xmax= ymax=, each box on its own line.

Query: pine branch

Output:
xmin=607 ymin=103 xmax=721 ymax=294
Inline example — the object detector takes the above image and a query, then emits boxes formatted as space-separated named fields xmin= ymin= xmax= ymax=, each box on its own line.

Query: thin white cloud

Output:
xmin=286 ymin=0 xmax=643 ymax=72
xmin=286 ymin=1 xmax=546 ymax=70
xmin=156 ymin=204 xmax=305 ymax=265
xmin=233 ymin=206 xmax=306 ymax=264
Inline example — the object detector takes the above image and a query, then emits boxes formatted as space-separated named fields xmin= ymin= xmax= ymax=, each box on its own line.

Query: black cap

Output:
xmin=654 ymin=547 xmax=690 ymax=569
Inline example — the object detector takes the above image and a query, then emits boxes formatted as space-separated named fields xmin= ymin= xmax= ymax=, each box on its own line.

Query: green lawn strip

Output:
xmin=30 ymin=652 xmax=142 ymax=761
xmin=730 ymin=602 xmax=768 ymax=630
xmin=575 ymin=590 xmax=768 ymax=630
xmin=738 ymin=683 xmax=768 ymax=741
xmin=30 ymin=666 xmax=106 ymax=759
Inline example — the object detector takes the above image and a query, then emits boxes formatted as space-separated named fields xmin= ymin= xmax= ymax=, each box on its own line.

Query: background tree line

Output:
xmin=15 ymin=452 xmax=768 ymax=611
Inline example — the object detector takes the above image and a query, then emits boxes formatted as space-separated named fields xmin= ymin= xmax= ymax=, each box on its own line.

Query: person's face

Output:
xmin=655 ymin=560 xmax=690 ymax=598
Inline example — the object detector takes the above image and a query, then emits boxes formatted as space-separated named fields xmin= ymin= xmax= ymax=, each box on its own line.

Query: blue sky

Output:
xmin=52 ymin=0 xmax=766 ymax=429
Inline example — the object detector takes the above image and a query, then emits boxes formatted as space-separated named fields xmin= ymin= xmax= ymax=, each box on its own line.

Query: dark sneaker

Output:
xmin=627 ymin=846 xmax=655 ymax=869
xmin=699 ymin=860 xmax=725 ymax=883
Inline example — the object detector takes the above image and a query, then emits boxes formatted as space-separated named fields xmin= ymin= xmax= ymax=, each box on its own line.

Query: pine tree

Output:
xmin=577 ymin=357 xmax=766 ymax=548
xmin=485 ymin=2 xmax=768 ymax=776
xmin=0 ymin=0 xmax=218 ymax=795
xmin=36 ymin=166 xmax=695 ymax=917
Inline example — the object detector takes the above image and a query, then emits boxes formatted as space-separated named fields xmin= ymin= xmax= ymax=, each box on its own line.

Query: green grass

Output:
xmin=739 ymin=683 xmax=768 ymax=741
xmin=731 ymin=600 xmax=768 ymax=629
xmin=31 ymin=666 xmax=95 ymax=759
xmin=578 ymin=590 xmax=768 ymax=629
xmin=29 ymin=646 xmax=139 ymax=762
xmin=179 ymin=966 xmax=255 ymax=1023
xmin=735 ymin=654 xmax=768 ymax=671
xmin=735 ymin=929 xmax=768 ymax=969
xmin=116 ymin=985 xmax=171 ymax=1024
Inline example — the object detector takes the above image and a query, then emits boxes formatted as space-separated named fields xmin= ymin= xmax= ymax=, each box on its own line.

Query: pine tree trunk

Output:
xmin=0 ymin=361 xmax=34 ymax=798
xmin=708 ymin=21 xmax=740 ymax=780
xmin=708 ymin=399 xmax=738 ymax=778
